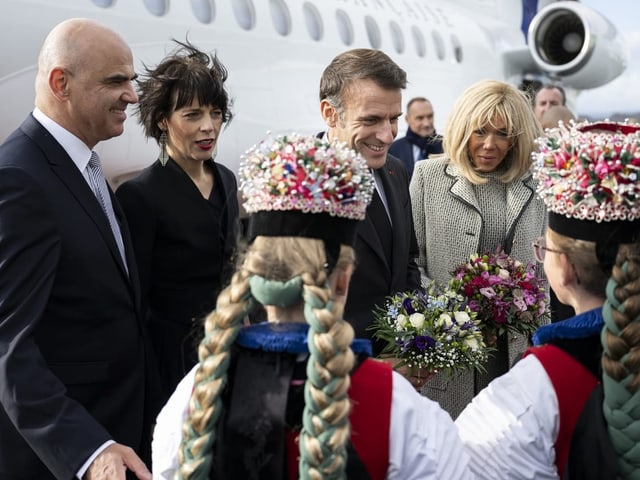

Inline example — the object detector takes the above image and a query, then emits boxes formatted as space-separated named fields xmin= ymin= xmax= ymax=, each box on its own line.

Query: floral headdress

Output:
xmin=532 ymin=121 xmax=640 ymax=242
xmin=239 ymin=132 xmax=374 ymax=247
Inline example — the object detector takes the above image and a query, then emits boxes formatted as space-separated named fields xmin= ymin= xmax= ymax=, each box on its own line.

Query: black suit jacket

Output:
xmin=344 ymin=155 xmax=422 ymax=345
xmin=116 ymin=158 xmax=240 ymax=398
xmin=0 ymin=114 xmax=159 ymax=479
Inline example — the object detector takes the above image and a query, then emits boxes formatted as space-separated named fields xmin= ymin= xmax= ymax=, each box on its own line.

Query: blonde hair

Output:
xmin=443 ymin=79 xmax=542 ymax=185
xmin=548 ymin=229 xmax=609 ymax=299
xmin=177 ymin=236 xmax=356 ymax=479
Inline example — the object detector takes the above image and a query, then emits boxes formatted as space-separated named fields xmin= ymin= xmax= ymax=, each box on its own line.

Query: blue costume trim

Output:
xmin=237 ymin=322 xmax=373 ymax=356
xmin=533 ymin=308 xmax=603 ymax=346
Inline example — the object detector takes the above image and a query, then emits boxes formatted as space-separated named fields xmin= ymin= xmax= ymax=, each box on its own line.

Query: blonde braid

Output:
xmin=298 ymin=270 xmax=355 ymax=480
xmin=176 ymin=268 xmax=254 ymax=479
xmin=601 ymin=245 xmax=640 ymax=478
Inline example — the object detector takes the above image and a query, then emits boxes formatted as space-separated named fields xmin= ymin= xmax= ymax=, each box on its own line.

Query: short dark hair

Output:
xmin=535 ymin=83 xmax=566 ymax=106
xmin=319 ymin=48 xmax=406 ymax=116
xmin=136 ymin=40 xmax=233 ymax=142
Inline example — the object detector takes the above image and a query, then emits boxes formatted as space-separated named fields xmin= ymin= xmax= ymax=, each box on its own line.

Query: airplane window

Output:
xmin=143 ymin=0 xmax=168 ymax=16
xmin=364 ymin=15 xmax=381 ymax=50
xmin=232 ymin=0 xmax=256 ymax=30
xmin=432 ymin=30 xmax=445 ymax=60
xmin=335 ymin=9 xmax=354 ymax=46
xmin=270 ymin=0 xmax=291 ymax=35
xmin=92 ymin=0 xmax=115 ymax=7
xmin=451 ymin=34 xmax=463 ymax=63
xmin=303 ymin=2 xmax=323 ymax=41
xmin=191 ymin=0 xmax=215 ymax=24
xmin=389 ymin=21 xmax=405 ymax=54
xmin=411 ymin=25 xmax=426 ymax=58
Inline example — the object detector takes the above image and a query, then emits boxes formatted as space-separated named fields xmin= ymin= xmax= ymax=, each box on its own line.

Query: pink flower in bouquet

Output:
xmin=449 ymin=250 xmax=548 ymax=337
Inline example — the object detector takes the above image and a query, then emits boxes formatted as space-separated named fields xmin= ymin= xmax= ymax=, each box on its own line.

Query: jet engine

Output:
xmin=528 ymin=1 xmax=628 ymax=89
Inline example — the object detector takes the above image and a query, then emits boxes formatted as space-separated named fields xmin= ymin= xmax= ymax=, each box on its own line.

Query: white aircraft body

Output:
xmin=0 ymin=0 xmax=627 ymax=186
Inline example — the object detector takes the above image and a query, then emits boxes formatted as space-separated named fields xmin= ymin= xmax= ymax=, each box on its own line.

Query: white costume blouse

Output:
xmin=455 ymin=355 xmax=560 ymax=479
xmin=455 ymin=308 xmax=606 ymax=479
xmin=152 ymin=364 xmax=474 ymax=479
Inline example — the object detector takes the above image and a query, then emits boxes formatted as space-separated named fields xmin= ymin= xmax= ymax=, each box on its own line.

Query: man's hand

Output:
xmin=377 ymin=355 xmax=436 ymax=391
xmin=85 ymin=443 xmax=152 ymax=480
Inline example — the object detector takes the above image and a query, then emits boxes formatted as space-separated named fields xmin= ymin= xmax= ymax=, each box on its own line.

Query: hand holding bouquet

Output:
xmin=370 ymin=283 xmax=490 ymax=378
xmin=449 ymin=250 xmax=548 ymax=340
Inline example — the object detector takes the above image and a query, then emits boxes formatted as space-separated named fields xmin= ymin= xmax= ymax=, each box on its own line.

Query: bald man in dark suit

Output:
xmin=0 ymin=18 xmax=159 ymax=479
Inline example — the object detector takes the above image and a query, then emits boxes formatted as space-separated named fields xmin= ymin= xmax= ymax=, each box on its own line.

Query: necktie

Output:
xmin=87 ymin=151 xmax=128 ymax=272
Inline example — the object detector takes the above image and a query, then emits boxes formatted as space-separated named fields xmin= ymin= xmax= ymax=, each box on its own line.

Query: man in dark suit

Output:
xmin=0 ymin=18 xmax=158 ymax=479
xmin=389 ymin=97 xmax=443 ymax=179
xmin=318 ymin=49 xmax=422 ymax=355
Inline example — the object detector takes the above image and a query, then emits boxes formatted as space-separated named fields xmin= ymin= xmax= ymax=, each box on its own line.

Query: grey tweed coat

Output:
xmin=409 ymin=156 xmax=548 ymax=418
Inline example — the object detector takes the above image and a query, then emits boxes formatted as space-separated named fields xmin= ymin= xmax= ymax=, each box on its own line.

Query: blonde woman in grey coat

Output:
xmin=409 ymin=79 xmax=547 ymax=418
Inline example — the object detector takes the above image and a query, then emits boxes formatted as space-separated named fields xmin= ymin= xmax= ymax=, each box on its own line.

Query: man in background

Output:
xmin=389 ymin=97 xmax=443 ymax=178
xmin=318 ymin=49 xmax=421 ymax=354
xmin=540 ymin=104 xmax=576 ymax=129
xmin=534 ymin=84 xmax=566 ymax=121
xmin=533 ymin=85 xmax=576 ymax=323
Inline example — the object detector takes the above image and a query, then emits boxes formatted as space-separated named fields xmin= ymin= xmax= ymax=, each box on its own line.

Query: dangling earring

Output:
xmin=159 ymin=130 xmax=169 ymax=166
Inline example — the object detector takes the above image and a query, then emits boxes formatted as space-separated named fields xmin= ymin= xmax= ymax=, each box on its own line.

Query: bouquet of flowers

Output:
xmin=449 ymin=250 xmax=548 ymax=339
xmin=370 ymin=283 xmax=490 ymax=376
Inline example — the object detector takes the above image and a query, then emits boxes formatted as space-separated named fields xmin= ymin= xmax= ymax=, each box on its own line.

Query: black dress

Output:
xmin=116 ymin=157 xmax=240 ymax=399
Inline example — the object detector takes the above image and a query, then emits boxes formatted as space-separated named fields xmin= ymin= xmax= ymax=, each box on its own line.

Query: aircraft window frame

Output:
xmin=364 ymin=15 xmax=381 ymax=50
xmin=92 ymin=0 xmax=115 ymax=7
xmin=232 ymin=0 xmax=256 ymax=30
xmin=432 ymin=30 xmax=446 ymax=61
xmin=411 ymin=25 xmax=426 ymax=58
xmin=191 ymin=0 xmax=215 ymax=24
xmin=270 ymin=0 xmax=291 ymax=36
xmin=143 ymin=0 xmax=168 ymax=16
xmin=389 ymin=20 xmax=405 ymax=54
xmin=451 ymin=34 xmax=463 ymax=63
xmin=303 ymin=2 xmax=323 ymax=42
xmin=335 ymin=9 xmax=354 ymax=46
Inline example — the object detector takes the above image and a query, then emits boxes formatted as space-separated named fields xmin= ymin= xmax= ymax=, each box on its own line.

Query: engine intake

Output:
xmin=528 ymin=1 xmax=627 ymax=89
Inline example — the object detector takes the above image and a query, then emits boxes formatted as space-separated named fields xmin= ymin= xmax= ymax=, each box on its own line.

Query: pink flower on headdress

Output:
xmin=533 ymin=120 xmax=640 ymax=222
xmin=553 ymin=151 xmax=571 ymax=170
xmin=239 ymin=133 xmax=375 ymax=220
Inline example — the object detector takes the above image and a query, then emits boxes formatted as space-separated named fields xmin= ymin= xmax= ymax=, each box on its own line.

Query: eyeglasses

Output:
xmin=532 ymin=236 xmax=582 ymax=285
xmin=532 ymin=236 xmax=564 ymax=263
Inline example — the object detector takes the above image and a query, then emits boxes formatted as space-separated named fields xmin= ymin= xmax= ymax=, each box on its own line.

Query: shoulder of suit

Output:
xmin=390 ymin=136 xmax=409 ymax=146
xmin=385 ymin=155 xmax=410 ymax=180
xmin=388 ymin=138 xmax=406 ymax=157
xmin=385 ymin=154 xmax=405 ymax=168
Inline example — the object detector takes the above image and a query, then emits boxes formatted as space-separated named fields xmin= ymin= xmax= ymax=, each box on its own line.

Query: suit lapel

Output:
xmin=504 ymin=175 xmax=535 ymax=249
xmin=359 ymin=210 xmax=388 ymax=260
xmin=22 ymin=116 xmax=132 ymax=282
xmin=446 ymin=163 xmax=480 ymax=213
xmin=378 ymin=164 xmax=403 ymax=276
xmin=111 ymin=194 xmax=142 ymax=310
xmin=357 ymin=167 xmax=392 ymax=274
